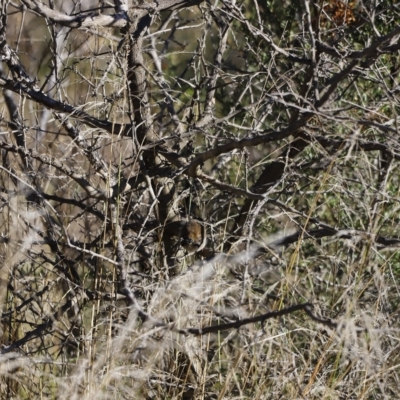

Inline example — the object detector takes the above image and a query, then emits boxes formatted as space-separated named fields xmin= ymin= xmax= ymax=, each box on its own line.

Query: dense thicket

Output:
xmin=0 ymin=1 xmax=399 ymax=398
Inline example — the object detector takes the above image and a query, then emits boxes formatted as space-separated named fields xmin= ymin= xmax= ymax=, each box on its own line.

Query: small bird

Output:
xmin=180 ymin=219 xmax=207 ymax=254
